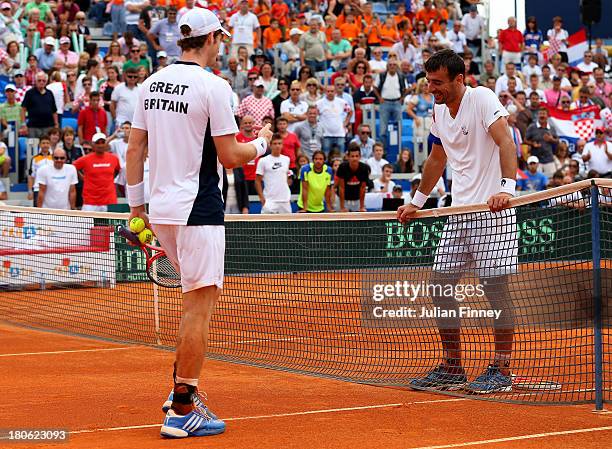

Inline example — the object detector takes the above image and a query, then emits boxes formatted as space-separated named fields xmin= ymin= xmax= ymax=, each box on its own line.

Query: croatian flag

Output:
xmin=546 ymin=104 xmax=602 ymax=152
xmin=567 ymin=29 xmax=589 ymax=67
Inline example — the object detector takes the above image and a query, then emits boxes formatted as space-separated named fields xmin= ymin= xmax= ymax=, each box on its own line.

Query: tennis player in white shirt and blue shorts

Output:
xmin=398 ymin=49 xmax=519 ymax=394
xmin=125 ymin=8 xmax=272 ymax=439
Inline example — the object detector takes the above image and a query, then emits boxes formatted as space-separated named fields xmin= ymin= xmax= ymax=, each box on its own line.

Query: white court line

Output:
xmin=0 ymin=347 xmax=136 ymax=357
xmin=70 ymin=398 xmax=466 ymax=436
xmin=407 ymin=426 xmax=612 ymax=449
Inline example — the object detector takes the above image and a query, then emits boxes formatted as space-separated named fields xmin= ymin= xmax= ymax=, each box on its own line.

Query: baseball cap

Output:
xmin=339 ymin=61 xmax=348 ymax=70
xmin=412 ymin=174 xmax=422 ymax=181
xmin=92 ymin=132 xmax=107 ymax=142
xmin=4 ymin=83 xmax=15 ymax=91
xmin=157 ymin=50 xmax=167 ymax=58
xmin=44 ymin=36 xmax=55 ymax=46
xmin=178 ymin=8 xmax=230 ymax=39
xmin=289 ymin=28 xmax=303 ymax=37
xmin=1 ymin=2 xmax=11 ymax=9
xmin=59 ymin=36 xmax=70 ymax=44
xmin=595 ymin=127 xmax=605 ymax=133
xmin=253 ymin=78 xmax=265 ymax=88
xmin=13 ymin=70 xmax=23 ymax=77
xmin=527 ymin=155 xmax=539 ymax=164
xmin=469 ymin=5 xmax=477 ymax=12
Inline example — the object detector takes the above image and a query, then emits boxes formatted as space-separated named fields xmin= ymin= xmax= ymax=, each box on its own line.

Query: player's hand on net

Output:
xmin=258 ymin=123 xmax=273 ymax=145
xmin=487 ymin=193 xmax=512 ymax=213
xmin=397 ymin=203 xmax=420 ymax=223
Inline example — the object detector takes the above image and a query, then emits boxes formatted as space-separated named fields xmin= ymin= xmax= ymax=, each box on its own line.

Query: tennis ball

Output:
xmin=138 ymin=229 xmax=153 ymax=245
xmin=129 ymin=217 xmax=146 ymax=233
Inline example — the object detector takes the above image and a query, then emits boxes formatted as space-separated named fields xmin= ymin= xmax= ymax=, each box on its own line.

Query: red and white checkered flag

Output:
xmin=547 ymin=37 xmax=561 ymax=61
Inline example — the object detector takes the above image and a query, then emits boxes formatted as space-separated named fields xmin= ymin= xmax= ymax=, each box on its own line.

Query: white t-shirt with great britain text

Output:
xmin=255 ymin=154 xmax=291 ymax=203
xmin=132 ymin=61 xmax=239 ymax=225
xmin=430 ymin=86 xmax=509 ymax=206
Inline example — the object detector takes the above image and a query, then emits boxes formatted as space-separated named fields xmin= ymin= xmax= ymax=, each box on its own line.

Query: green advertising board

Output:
xmin=110 ymin=206 xmax=608 ymax=280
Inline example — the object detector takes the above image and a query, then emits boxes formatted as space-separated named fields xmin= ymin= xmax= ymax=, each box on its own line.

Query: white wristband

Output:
xmin=127 ymin=181 xmax=145 ymax=207
xmin=410 ymin=190 xmax=428 ymax=208
xmin=500 ymin=178 xmax=516 ymax=196
xmin=252 ymin=137 xmax=268 ymax=158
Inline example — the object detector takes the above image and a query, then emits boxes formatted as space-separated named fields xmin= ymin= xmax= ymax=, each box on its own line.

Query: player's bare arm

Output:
xmin=126 ymin=127 xmax=149 ymax=227
xmin=487 ymin=116 xmax=518 ymax=213
xmin=397 ymin=143 xmax=447 ymax=223
xmin=214 ymin=123 xmax=273 ymax=168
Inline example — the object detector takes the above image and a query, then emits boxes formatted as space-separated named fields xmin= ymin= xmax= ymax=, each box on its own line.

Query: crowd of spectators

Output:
xmin=0 ymin=0 xmax=610 ymax=212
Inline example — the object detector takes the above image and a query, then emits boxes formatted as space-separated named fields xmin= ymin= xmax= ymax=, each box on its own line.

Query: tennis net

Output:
xmin=0 ymin=179 xmax=610 ymax=406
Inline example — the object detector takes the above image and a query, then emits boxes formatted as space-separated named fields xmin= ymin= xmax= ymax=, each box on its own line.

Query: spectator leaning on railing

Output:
xmin=72 ymin=132 xmax=120 ymax=212
xmin=255 ymin=133 xmax=292 ymax=214
xmin=297 ymin=150 xmax=333 ymax=213
xmin=36 ymin=148 xmax=78 ymax=210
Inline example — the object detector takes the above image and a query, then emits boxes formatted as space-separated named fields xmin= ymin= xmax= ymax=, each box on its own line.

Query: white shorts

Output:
xmin=82 ymin=204 xmax=108 ymax=212
xmin=261 ymin=201 xmax=292 ymax=214
xmin=151 ymin=224 xmax=225 ymax=293
xmin=433 ymin=212 xmax=518 ymax=278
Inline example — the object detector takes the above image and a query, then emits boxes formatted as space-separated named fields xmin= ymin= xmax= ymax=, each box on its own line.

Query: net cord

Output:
xmin=1 ymin=179 xmax=611 ymax=222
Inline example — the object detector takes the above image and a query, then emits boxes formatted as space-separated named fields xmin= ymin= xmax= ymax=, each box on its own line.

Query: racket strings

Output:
xmin=150 ymin=255 xmax=181 ymax=288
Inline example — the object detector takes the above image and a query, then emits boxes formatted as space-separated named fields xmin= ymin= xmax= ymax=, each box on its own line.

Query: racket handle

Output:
xmin=117 ymin=225 xmax=141 ymax=245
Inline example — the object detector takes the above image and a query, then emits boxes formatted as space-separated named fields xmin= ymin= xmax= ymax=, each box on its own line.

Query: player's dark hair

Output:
xmin=178 ymin=25 xmax=222 ymax=51
xmin=383 ymin=163 xmax=393 ymax=171
xmin=424 ymin=49 xmax=465 ymax=81
xmin=39 ymin=134 xmax=51 ymax=143
xmin=124 ymin=66 xmax=139 ymax=75
xmin=271 ymin=133 xmax=283 ymax=142
xmin=538 ymin=107 xmax=549 ymax=114
xmin=275 ymin=116 xmax=288 ymax=124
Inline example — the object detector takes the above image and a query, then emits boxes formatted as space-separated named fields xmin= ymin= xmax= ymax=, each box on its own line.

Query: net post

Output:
xmin=591 ymin=182 xmax=604 ymax=411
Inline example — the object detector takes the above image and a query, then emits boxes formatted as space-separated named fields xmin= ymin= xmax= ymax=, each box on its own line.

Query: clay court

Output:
xmin=1 ymin=322 xmax=612 ymax=449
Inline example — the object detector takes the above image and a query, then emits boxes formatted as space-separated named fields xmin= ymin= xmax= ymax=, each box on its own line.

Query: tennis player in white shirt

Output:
xmin=398 ymin=49 xmax=519 ymax=394
xmin=126 ymin=8 xmax=272 ymax=438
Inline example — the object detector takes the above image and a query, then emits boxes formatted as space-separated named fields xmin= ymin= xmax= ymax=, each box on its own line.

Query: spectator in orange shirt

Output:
xmin=393 ymin=3 xmax=412 ymax=32
xmin=339 ymin=12 xmax=361 ymax=44
xmin=416 ymin=0 xmax=447 ymax=34
xmin=255 ymin=0 xmax=271 ymax=32
xmin=324 ymin=15 xmax=337 ymax=41
xmin=270 ymin=0 xmax=289 ymax=28
xmin=360 ymin=3 xmax=381 ymax=46
xmin=379 ymin=16 xmax=399 ymax=46
xmin=263 ymin=18 xmax=283 ymax=53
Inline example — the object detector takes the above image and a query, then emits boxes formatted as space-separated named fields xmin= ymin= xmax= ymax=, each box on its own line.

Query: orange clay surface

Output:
xmin=1 ymin=323 xmax=611 ymax=449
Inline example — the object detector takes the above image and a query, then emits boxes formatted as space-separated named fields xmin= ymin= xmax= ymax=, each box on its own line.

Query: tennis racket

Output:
xmin=116 ymin=225 xmax=181 ymax=289
xmin=511 ymin=374 xmax=563 ymax=391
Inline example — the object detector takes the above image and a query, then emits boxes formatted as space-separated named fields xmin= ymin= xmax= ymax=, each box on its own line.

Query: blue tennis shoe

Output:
xmin=160 ymin=406 xmax=225 ymax=438
xmin=409 ymin=364 xmax=468 ymax=391
xmin=162 ymin=389 xmax=218 ymax=419
xmin=464 ymin=365 xmax=513 ymax=394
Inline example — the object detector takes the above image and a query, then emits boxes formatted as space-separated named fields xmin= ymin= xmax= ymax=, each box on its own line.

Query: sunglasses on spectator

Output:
xmin=83 ymin=82 xmax=92 ymax=86
xmin=361 ymin=131 xmax=370 ymax=135
xmin=248 ymin=77 xmax=257 ymax=81
xmin=561 ymin=100 xmax=570 ymax=104
xmin=131 ymin=49 xmax=140 ymax=53
xmin=83 ymin=147 xmax=92 ymax=152
xmin=68 ymin=73 xmax=76 ymax=77
xmin=126 ymin=75 xmax=138 ymax=79
xmin=307 ymin=83 xmax=317 ymax=87
xmin=53 ymin=156 xmax=66 ymax=161
xmin=290 ymin=88 xmax=300 ymax=91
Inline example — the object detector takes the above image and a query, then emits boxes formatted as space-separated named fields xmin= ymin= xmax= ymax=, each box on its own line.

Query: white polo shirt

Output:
xmin=132 ymin=61 xmax=238 ymax=225
xmin=36 ymin=164 xmax=78 ymax=210
xmin=280 ymin=98 xmax=308 ymax=133
xmin=430 ymin=86 xmax=509 ymax=206
xmin=229 ymin=12 xmax=259 ymax=45
xmin=583 ymin=141 xmax=612 ymax=175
